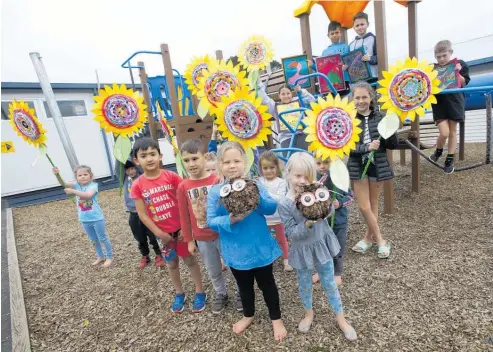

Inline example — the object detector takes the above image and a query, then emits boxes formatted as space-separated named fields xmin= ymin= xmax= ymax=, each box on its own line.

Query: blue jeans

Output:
xmin=82 ymin=219 xmax=113 ymax=259
xmin=295 ymin=261 xmax=342 ymax=313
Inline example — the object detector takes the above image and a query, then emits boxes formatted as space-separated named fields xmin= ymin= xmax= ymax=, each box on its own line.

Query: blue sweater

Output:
xmin=206 ymin=181 xmax=282 ymax=270
xmin=322 ymin=42 xmax=350 ymax=82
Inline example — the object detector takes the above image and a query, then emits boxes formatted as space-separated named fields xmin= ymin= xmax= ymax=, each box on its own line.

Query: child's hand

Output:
xmin=293 ymin=84 xmax=302 ymax=93
xmin=229 ymin=211 xmax=251 ymax=224
xmin=64 ymin=188 xmax=74 ymax=195
xmin=362 ymin=54 xmax=371 ymax=62
xmin=187 ymin=241 xmax=198 ymax=256
xmin=157 ymin=230 xmax=173 ymax=244
xmin=53 ymin=167 xmax=60 ymax=175
xmin=333 ymin=200 xmax=340 ymax=209
xmin=368 ymin=140 xmax=381 ymax=151
xmin=177 ymin=230 xmax=183 ymax=242
xmin=342 ymin=64 xmax=348 ymax=71
xmin=455 ymin=62 xmax=462 ymax=72
xmin=212 ymin=123 xmax=218 ymax=137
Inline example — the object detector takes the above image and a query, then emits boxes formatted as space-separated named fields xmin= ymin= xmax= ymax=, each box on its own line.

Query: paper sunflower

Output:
xmin=214 ymin=86 xmax=272 ymax=150
xmin=92 ymin=84 xmax=147 ymax=137
xmin=303 ymin=95 xmax=361 ymax=161
xmin=8 ymin=100 xmax=47 ymax=148
xmin=196 ymin=60 xmax=248 ymax=118
xmin=238 ymin=35 xmax=274 ymax=72
xmin=377 ymin=57 xmax=441 ymax=122
xmin=184 ymin=55 xmax=215 ymax=95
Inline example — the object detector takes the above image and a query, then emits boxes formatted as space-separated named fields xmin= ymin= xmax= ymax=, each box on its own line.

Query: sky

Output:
xmin=2 ymin=0 xmax=493 ymax=84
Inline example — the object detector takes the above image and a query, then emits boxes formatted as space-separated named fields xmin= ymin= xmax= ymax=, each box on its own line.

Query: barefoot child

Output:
xmin=123 ymin=159 xmax=164 ymax=269
xmin=258 ymin=151 xmax=292 ymax=272
xmin=278 ymin=152 xmax=357 ymax=340
xmin=429 ymin=40 xmax=470 ymax=174
xmin=53 ymin=165 xmax=113 ymax=267
xmin=130 ymin=138 xmax=207 ymax=313
xmin=177 ymin=139 xmax=242 ymax=314
xmin=207 ymin=142 xmax=287 ymax=341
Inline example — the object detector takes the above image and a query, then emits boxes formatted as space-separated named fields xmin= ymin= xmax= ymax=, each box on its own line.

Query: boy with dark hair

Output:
xmin=177 ymin=139 xmax=243 ymax=314
xmin=429 ymin=40 xmax=470 ymax=174
xmin=349 ymin=12 xmax=378 ymax=79
xmin=130 ymin=137 xmax=207 ymax=313
xmin=123 ymin=158 xmax=164 ymax=269
xmin=322 ymin=21 xmax=350 ymax=87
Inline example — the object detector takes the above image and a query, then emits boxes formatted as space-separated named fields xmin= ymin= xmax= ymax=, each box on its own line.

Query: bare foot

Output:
xmin=232 ymin=316 xmax=254 ymax=334
xmin=312 ymin=273 xmax=320 ymax=283
xmin=298 ymin=311 xmax=314 ymax=333
xmin=221 ymin=258 xmax=227 ymax=271
xmin=283 ymin=259 xmax=293 ymax=272
xmin=272 ymin=319 xmax=287 ymax=341
xmin=335 ymin=275 xmax=342 ymax=287
xmin=92 ymin=258 xmax=104 ymax=265
xmin=102 ymin=259 xmax=113 ymax=268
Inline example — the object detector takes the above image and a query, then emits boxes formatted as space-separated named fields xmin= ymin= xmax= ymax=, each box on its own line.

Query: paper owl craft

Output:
xmin=295 ymin=183 xmax=332 ymax=221
xmin=220 ymin=178 xmax=260 ymax=216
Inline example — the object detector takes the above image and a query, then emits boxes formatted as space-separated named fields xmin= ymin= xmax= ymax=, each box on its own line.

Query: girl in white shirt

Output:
xmin=258 ymin=151 xmax=292 ymax=271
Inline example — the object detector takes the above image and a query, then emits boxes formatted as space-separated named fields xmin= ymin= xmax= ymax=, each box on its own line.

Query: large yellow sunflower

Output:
xmin=196 ymin=60 xmax=248 ymax=118
xmin=92 ymin=84 xmax=147 ymax=137
xmin=303 ymin=94 xmax=362 ymax=161
xmin=183 ymin=55 xmax=215 ymax=95
xmin=377 ymin=57 xmax=441 ymax=122
xmin=238 ymin=35 xmax=274 ymax=72
xmin=8 ymin=100 xmax=47 ymax=148
xmin=214 ymin=86 xmax=272 ymax=150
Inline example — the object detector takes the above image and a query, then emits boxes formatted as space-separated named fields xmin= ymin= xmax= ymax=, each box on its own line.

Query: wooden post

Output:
xmin=459 ymin=121 xmax=465 ymax=160
xmin=215 ymin=50 xmax=223 ymax=61
xmin=374 ymin=0 xmax=394 ymax=215
xmin=341 ymin=28 xmax=349 ymax=44
xmin=298 ymin=13 xmax=314 ymax=92
xmin=160 ymin=44 xmax=183 ymax=146
xmin=138 ymin=61 xmax=158 ymax=141
xmin=408 ymin=1 xmax=420 ymax=193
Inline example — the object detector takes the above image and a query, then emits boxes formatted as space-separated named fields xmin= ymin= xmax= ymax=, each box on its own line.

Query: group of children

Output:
xmin=54 ymin=9 xmax=470 ymax=344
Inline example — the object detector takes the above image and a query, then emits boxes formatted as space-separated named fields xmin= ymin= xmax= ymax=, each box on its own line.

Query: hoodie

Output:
xmin=349 ymin=32 xmax=378 ymax=78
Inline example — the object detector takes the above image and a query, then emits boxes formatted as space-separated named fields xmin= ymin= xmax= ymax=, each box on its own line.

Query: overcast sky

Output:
xmin=2 ymin=0 xmax=493 ymax=84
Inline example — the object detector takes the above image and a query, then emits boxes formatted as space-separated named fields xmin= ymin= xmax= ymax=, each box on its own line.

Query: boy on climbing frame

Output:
xmin=348 ymin=12 xmax=378 ymax=81
xmin=322 ymin=21 xmax=350 ymax=92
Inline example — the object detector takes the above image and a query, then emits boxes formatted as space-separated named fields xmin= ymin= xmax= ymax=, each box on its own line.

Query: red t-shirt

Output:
xmin=130 ymin=170 xmax=182 ymax=233
xmin=176 ymin=174 xmax=220 ymax=243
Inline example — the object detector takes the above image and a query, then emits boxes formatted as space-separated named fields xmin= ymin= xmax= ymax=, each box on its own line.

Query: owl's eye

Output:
xmin=315 ymin=188 xmax=330 ymax=202
xmin=220 ymin=184 xmax=232 ymax=197
xmin=232 ymin=179 xmax=246 ymax=192
xmin=300 ymin=192 xmax=315 ymax=207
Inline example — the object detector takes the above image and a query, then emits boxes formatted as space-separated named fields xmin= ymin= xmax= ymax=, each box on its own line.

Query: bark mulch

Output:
xmin=12 ymin=143 xmax=493 ymax=352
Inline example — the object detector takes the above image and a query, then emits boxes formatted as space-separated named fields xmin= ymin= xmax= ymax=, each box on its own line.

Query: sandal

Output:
xmin=377 ymin=243 xmax=391 ymax=259
xmin=351 ymin=240 xmax=373 ymax=253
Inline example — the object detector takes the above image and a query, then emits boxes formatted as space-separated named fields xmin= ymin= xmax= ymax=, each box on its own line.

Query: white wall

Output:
xmin=1 ymin=90 xmax=114 ymax=196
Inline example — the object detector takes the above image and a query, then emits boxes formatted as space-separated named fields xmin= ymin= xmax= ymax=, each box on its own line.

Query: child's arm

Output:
xmin=257 ymin=84 xmax=276 ymax=116
xmin=278 ymin=200 xmax=312 ymax=240
xmin=382 ymin=133 xmax=399 ymax=150
xmin=337 ymin=189 xmax=354 ymax=209
xmin=52 ymin=167 xmax=75 ymax=188
xmin=206 ymin=186 xmax=237 ymax=234
xmin=135 ymin=199 xmax=172 ymax=243
xmin=349 ymin=142 xmax=370 ymax=156
xmin=456 ymin=60 xmax=471 ymax=87
xmin=255 ymin=183 xmax=277 ymax=216
xmin=65 ymin=188 xmax=96 ymax=200
xmin=208 ymin=124 xmax=218 ymax=153
xmin=369 ymin=37 xmax=378 ymax=65
xmin=176 ymin=184 xmax=193 ymax=243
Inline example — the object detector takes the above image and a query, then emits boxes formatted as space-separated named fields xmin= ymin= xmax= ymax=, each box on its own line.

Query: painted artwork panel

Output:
xmin=341 ymin=47 xmax=372 ymax=83
xmin=281 ymin=55 xmax=311 ymax=89
xmin=315 ymin=54 xmax=345 ymax=93
xmin=435 ymin=58 xmax=461 ymax=89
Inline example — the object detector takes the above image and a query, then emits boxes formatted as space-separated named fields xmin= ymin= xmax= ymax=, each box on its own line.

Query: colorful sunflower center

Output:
xmin=389 ymin=69 xmax=431 ymax=111
xmin=244 ymin=42 xmax=267 ymax=65
xmin=205 ymin=71 xmax=241 ymax=105
xmin=192 ymin=63 xmax=208 ymax=86
xmin=315 ymin=107 xmax=353 ymax=149
xmin=224 ymin=100 xmax=261 ymax=140
xmin=13 ymin=109 xmax=40 ymax=141
xmin=102 ymin=94 xmax=140 ymax=128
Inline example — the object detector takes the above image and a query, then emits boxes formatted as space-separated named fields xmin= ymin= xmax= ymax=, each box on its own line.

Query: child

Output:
xmin=347 ymin=81 xmax=397 ymax=259
xmin=277 ymin=152 xmax=357 ymax=340
xmin=53 ymin=165 xmax=113 ymax=267
xmin=429 ymin=40 xmax=470 ymax=174
xmin=204 ymin=152 xmax=218 ymax=176
xmin=258 ymin=151 xmax=292 ymax=272
xmin=322 ymin=21 xmax=350 ymax=87
xmin=177 ymin=139 xmax=242 ymax=314
xmin=206 ymin=142 xmax=287 ymax=341
xmin=349 ymin=12 xmax=378 ymax=80
xmin=315 ymin=157 xmax=330 ymax=182
xmin=123 ymin=159 xmax=164 ymax=269
xmin=130 ymin=137 xmax=207 ymax=313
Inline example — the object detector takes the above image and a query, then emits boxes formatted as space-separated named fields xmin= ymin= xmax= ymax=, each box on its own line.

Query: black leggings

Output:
xmin=230 ymin=263 xmax=281 ymax=320
xmin=128 ymin=212 xmax=161 ymax=257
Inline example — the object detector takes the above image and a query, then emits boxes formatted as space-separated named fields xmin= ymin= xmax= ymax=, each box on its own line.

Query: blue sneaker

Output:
xmin=171 ymin=293 xmax=186 ymax=314
xmin=192 ymin=292 xmax=207 ymax=313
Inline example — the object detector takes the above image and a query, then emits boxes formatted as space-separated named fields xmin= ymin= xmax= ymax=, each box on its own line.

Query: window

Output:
xmin=43 ymin=100 xmax=87 ymax=118
xmin=1 ymin=101 xmax=37 ymax=120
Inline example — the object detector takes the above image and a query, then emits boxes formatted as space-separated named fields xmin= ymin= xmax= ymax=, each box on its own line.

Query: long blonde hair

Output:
xmin=217 ymin=141 xmax=248 ymax=179
xmin=283 ymin=152 xmax=316 ymax=191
